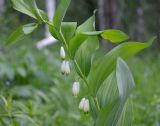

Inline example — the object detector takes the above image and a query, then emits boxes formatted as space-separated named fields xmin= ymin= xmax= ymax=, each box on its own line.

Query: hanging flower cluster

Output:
xmin=79 ymin=98 xmax=90 ymax=113
xmin=60 ymin=46 xmax=70 ymax=75
xmin=60 ymin=46 xmax=66 ymax=59
xmin=72 ymin=82 xmax=80 ymax=97
xmin=60 ymin=46 xmax=90 ymax=113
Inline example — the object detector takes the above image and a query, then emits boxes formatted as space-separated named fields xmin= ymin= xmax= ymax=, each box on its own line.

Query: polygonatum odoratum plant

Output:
xmin=6 ymin=0 xmax=156 ymax=126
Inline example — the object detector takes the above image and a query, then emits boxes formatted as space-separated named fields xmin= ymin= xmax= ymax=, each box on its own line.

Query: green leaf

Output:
xmin=87 ymin=36 xmax=156 ymax=95
xmin=48 ymin=24 xmax=60 ymax=40
xmin=6 ymin=23 xmax=38 ymax=46
xmin=95 ymin=98 xmax=132 ymax=126
xmin=22 ymin=23 xmax=38 ymax=34
xmin=37 ymin=9 xmax=49 ymax=22
xmin=50 ymin=0 xmax=71 ymax=42
xmin=101 ymin=29 xmax=129 ymax=43
xmin=117 ymin=99 xmax=133 ymax=126
xmin=73 ymin=14 xmax=99 ymax=77
xmin=89 ymin=97 xmax=98 ymax=119
xmin=68 ymin=34 xmax=88 ymax=58
xmin=0 ymin=95 xmax=8 ymax=107
xmin=53 ymin=0 xmax=71 ymax=31
xmin=116 ymin=58 xmax=135 ymax=100
xmin=97 ymin=72 xmax=118 ymax=108
xmin=16 ymin=67 xmax=27 ymax=78
xmin=12 ymin=0 xmax=36 ymax=19
xmin=76 ymin=14 xmax=95 ymax=33
xmin=14 ymin=114 xmax=40 ymax=126
xmin=95 ymin=98 xmax=120 ymax=126
xmin=61 ymin=22 xmax=77 ymax=43
xmin=34 ymin=4 xmax=49 ymax=22
xmin=69 ymin=14 xmax=97 ymax=58
xmin=96 ymin=73 xmax=118 ymax=126
xmin=75 ymin=36 xmax=99 ymax=77
xmin=11 ymin=0 xmax=48 ymax=22
xmin=95 ymin=58 xmax=135 ymax=126
xmin=82 ymin=31 xmax=103 ymax=36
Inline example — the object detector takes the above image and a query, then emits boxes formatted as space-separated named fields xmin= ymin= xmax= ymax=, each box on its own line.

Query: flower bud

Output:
xmin=60 ymin=46 xmax=66 ymax=59
xmin=72 ymin=82 xmax=80 ymax=97
xmin=79 ymin=98 xmax=85 ymax=110
xmin=61 ymin=61 xmax=66 ymax=74
xmin=83 ymin=99 xmax=90 ymax=113
xmin=65 ymin=61 xmax=70 ymax=75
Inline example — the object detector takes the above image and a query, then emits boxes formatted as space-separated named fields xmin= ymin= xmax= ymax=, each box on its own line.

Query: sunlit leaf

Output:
xmin=22 ymin=23 xmax=38 ymax=34
xmin=11 ymin=0 xmax=48 ymax=22
xmin=116 ymin=57 xmax=135 ymax=99
xmin=11 ymin=0 xmax=37 ymax=18
xmin=101 ymin=29 xmax=129 ymax=43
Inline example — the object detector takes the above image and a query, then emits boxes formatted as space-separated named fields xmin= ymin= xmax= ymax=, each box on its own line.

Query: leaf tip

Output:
xmin=147 ymin=36 xmax=157 ymax=46
xmin=93 ymin=9 xmax=97 ymax=15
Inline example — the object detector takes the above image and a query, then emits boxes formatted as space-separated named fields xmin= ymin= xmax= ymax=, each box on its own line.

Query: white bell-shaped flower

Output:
xmin=61 ymin=61 xmax=66 ymax=74
xmin=65 ymin=61 xmax=70 ymax=75
xmin=60 ymin=46 xmax=65 ymax=59
xmin=83 ymin=99 xmax=90 ymax=113
xmin=72 ymin=82 xmax=80 ymax=97
xmin=79 ymin=98 xmax=85 ymax=110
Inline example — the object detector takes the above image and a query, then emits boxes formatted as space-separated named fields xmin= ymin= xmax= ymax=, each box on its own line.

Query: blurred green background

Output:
xmin=0 ymin=0 xmax=160 ymax=126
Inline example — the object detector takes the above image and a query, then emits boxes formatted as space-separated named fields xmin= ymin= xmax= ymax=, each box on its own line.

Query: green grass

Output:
xmin=128 ymin=50 xmax=160 ymax=126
